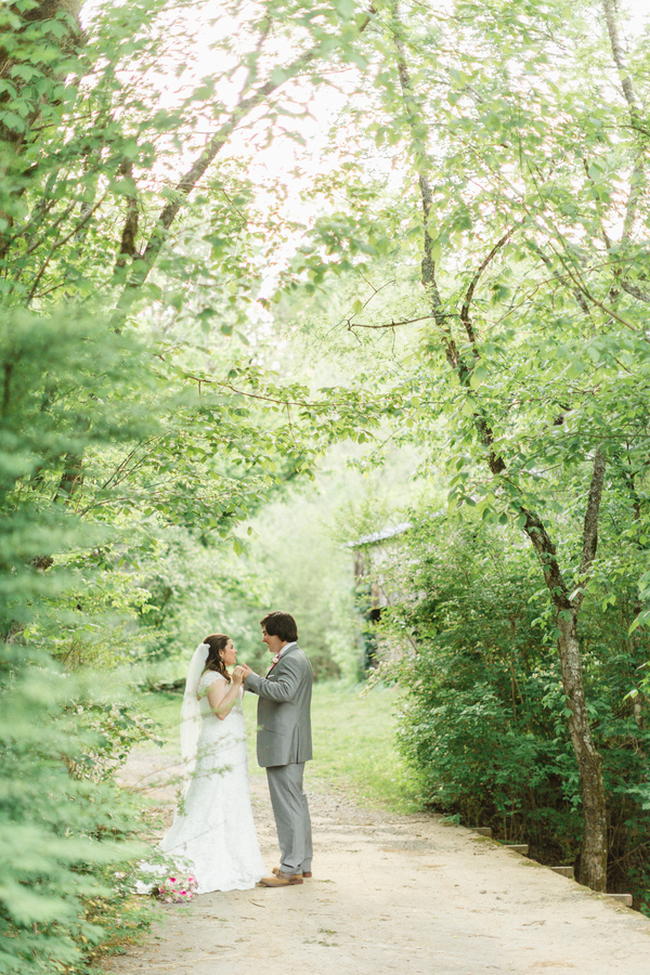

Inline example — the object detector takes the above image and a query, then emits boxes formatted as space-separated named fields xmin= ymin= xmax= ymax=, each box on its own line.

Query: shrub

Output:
xmin=0 ymin=646 xmax=155 ymax=975
xmin=387 ymin=511 xmax=650 ymax=901
xmin=0 ymin=307 xmax=161 ymax=972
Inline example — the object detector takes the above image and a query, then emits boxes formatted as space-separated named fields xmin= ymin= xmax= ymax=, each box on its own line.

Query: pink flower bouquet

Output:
xmin=154 ymin=874 xmax=199 ymax=904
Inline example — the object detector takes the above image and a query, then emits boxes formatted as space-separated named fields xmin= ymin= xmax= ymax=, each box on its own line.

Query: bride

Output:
xmin=156 ymin=633 xmax=265 ymax=893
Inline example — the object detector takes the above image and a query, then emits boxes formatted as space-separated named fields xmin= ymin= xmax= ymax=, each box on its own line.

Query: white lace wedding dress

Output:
xmin=156 ymin=671 xmax=264 ymax=893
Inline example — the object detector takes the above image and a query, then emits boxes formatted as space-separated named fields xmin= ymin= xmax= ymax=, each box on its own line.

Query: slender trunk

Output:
xmin=519 ymin=474 xmax=608 ymax=892
xmin=557 ymin=612 xmax=608 ymax=888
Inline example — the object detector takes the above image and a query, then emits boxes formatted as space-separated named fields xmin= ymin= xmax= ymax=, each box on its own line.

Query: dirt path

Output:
xmin=104 ymin=750 xmax=650 ymax=975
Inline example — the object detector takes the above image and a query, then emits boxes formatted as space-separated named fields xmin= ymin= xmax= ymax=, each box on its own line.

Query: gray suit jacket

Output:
xmin=244 ymin=644 xmax=313 ymax=768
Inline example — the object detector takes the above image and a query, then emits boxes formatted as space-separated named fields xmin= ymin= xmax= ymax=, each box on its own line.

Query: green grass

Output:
xmin=140 ymin=681 xmax=420 ymax=814
xmin=307 ymin=682 xmax=420 ymax=813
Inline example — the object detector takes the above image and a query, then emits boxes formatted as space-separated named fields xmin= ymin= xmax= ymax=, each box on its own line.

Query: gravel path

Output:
xmin=103 ymin=749 xmax=650 ymax=975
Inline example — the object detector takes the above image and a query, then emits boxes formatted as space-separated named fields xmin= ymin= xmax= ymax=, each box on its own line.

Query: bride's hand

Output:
xmin=231 ymin=666 xmax=244 ymax=684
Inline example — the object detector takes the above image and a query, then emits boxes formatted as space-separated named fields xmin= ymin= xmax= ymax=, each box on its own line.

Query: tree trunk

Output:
xmin=557 ymin=611 xmax=608 ymax=889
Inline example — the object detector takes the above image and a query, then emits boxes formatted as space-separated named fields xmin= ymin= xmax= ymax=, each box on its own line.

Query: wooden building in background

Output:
xmin=346 ymin=522 xmax=411 ymax=671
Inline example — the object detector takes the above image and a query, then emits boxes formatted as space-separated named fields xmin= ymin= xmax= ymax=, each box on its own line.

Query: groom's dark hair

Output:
xmin=260 ymin=611 xmax=298 ymax=643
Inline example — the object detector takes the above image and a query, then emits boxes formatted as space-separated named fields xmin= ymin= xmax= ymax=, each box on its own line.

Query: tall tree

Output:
xmin=381 ymin=0 xmax=647 ymax=890
xmin=273 ymin=0 xmax=648 ymax=890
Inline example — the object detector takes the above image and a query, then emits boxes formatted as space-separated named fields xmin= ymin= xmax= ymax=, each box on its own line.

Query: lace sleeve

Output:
xmin=198 ymin=671 xmax=226 ymax=697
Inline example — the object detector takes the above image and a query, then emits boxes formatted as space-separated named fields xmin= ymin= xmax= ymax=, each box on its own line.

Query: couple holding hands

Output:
xmin=158 ymin=611 xmax=313 ymax=893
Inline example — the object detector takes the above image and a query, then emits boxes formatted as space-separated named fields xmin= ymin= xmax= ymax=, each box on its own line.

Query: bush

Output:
xmin=0 ymin=646 xmax=155 ymax=975
xmin=0 ymin=307 xmax=161 ymax=972
xmin=387 ymin=511 xmax=650 ymax=901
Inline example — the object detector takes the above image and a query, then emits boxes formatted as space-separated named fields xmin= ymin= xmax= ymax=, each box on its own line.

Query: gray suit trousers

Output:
xmin=266 ymin=763 xmax=313 ymax=875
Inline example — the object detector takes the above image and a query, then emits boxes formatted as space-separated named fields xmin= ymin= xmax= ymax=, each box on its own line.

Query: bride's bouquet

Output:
xmin=154 ymin=874 xmax=199 ymax=904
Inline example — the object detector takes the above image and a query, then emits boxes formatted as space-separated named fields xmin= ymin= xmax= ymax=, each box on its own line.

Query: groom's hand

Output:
xmin=240 ymin=663 xmax=254 ymax=679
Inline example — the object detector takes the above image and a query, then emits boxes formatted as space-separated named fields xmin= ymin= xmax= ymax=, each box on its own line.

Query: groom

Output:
xmin=241 ymin=611 xmax=313 ymax=887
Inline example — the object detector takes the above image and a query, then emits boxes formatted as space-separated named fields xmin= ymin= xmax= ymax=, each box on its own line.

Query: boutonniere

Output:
xmin=266 ymin=652 xmax=282 ymax=676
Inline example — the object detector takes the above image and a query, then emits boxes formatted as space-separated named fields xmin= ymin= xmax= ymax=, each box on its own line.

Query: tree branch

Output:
xmin=620 ymin=280 xmax=650 ymax=303
xmin=391 ymin=0 xmax=509 ymax=471
xmin=97 ymin=438 xmax=160 ymax=493
xmin=517 ymin=504 xmax=572 ymax=610
xmin=346 ymin=313 xmax=436 ymax=330
xmin=601 ymin=0 xmax=647 ymax=248
xmin=549 ymin=244 xmax=645 ymax=335
xmin=190 ymin=375 xmax=310 ymax=408
xmin=574 ymin=449 xmax=607 ymax=610
xmin=601 ymin=0 xmax=642 ymax=115
xmin=389 ymin=2 xmax=457 ymax=364
xmin=460 ymin=227 xmax=516 ymax=347
xmin=26 ymin=192 xmax=108 ymax=304
xmin=620 ymin=155 xmax=645 ymax=244
xmin=114 ymin=8 xmax=376 ymax=321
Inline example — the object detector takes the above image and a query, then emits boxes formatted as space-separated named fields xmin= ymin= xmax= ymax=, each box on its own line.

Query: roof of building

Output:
xmin=346 ymin=521 xmax=412 ymax=548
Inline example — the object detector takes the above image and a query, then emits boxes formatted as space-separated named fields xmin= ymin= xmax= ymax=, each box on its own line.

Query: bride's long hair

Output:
xmin=202 ymin=633 xmax=231 ymax=683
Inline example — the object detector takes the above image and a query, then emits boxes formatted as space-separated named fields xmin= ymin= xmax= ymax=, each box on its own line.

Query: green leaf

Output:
xmin=0 ymin=110 xmax=27 ymax=132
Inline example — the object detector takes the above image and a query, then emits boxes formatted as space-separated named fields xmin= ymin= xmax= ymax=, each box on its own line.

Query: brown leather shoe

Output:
xmin=258 ymin=873 xmax=303 ymax=887
xmin=272 ymin=867 xmax=312 ymax=879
